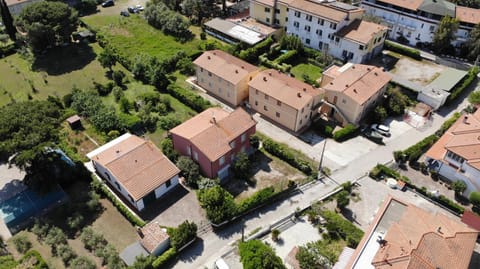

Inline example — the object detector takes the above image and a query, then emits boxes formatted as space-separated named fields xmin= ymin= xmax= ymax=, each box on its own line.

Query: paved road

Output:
xmin=170 ymin=78 xmax=476 ymax=269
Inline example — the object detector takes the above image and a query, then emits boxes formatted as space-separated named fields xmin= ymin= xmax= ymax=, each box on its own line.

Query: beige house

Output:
xmin=319 ymin=63 xmax=391 ymax=126
xmin=193 ymin=50 xmax=259 ymax=107
xmin=248 ymin=69 xmax=324 ymax=133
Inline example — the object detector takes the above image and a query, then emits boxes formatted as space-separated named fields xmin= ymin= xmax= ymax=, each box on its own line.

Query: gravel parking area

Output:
xmin=390 ymin=57 xmax=445 ymax=86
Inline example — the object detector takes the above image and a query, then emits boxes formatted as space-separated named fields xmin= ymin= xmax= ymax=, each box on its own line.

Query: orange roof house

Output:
xmin=87 ymin=133 xmax=180 ymax=212
xmin=336 ymin=19 xmax=389 ymax=45
xmin=169 ymin=107 xmax=256 ymax=180
xmin=248 ymin=69 xmax=324 ymax=133
xmin=456 ymin=6 xmax=480 ymax=25
xmin=319 ymin=63 xmax=391 ymax=126
xmin=193 ymin=50 xmax=259 ymax=107
xmin=347 ymin=196 xmax=477 ymax=269
xmin=425 ymin=110 xmax=480 ymax=195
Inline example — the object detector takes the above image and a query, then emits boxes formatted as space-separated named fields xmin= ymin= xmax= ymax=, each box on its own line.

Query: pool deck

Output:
xmin=0 ymin=218 xmax=12 ymax=240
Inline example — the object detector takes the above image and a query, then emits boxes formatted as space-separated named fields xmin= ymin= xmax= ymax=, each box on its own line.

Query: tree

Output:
xmin=167 ymin=220 xmax=197 ymax=249
xmin=373 ymin=106 xmax=388 ymax=123
xmin=16 ymin=1 xmax=78 ymax=51
xmin=452 ymin=180 xmax=467 ymax=195
xmin=432 ymin=16 xmax=459 ymax=54
xmin=466 ymin=23 xmax=480 ymax=61
xmin=160 ymin=138 xmax=179 ymax=162
xmin=98 ymin=47 xmax=117 ymax=72
xmin=468 ymin=90 xmax=480 ymax=105
xmin=336 ymin=190 xmax=350 ymax=210
xmin=296 ymin=242 xmax=333 ymax=269
xmin=239 ymin=240 xmax=286 ymax=269
xmin=176 ymin=156 xmax=201 ymax=187
xmin=0 ymin=0 xmax=16 ymax=40
xmin=12 ymin=234 xmax=32 ymax=253
xmin=470 ymin=191 xmax=480 ymax=207
xmin=197 ymin=186 xmax=237 ymax=224
xmin=231 ymin=152 xmax=250 ymax=178
xmin=271 ymin=229 xmax=280 ymax=242
xmin=386 ymin=86 xmax=410 ymax=115
xmin=70 ymin=256 xmax=96 ymax=269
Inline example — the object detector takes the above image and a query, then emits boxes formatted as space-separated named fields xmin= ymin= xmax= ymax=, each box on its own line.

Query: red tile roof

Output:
xmin=376 ymin=0 xmax=424 ymax=11
xmin=456 ymin=6 xmax=480 ymax=24
xmin=462 ymin=210 xmax=480 ymax=232
xmin=170 ymin=107 xmax=256 ymax=161
xmin=139 ymin=222 xmax=169 ymax=254
xmin=336 ymin=19 xmax=388 ymax=45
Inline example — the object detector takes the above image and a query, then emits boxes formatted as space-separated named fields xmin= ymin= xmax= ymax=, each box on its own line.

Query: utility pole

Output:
xmin=318 ymin=138 xmax=327 ymax=179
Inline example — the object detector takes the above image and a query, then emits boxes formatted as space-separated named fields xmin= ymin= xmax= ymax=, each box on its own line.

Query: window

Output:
xmin=328 ymin=33 xmax=334 ymax=40
xmin=208 ymin=72 xmax=212 ymax=77
xmin=276 ymin=112 xmax=280 ymax=118
xmin=342 ymin=99 xmax=346 ymax=104
xmin=306 ymin=15 xmax=312 ymax=21
xmin=275 ymin=8 xmax=280 ymax=13
xmin=342 ymin=50 xmax=348 ymax=57
xmin=318 ymin=18 xmax=324 ymax=25
xmin=187 ymin=146 xmax=191 ymax=156
xmin=200 ymin=67 xmax=204 ymax=72
xmin=421 ymin=23 xmax=424 ymax=29
xmin=306 ymin=38 xmax=310 ymax=44
xmin=255 ymin=100 xmax=258 ymax=106
xmin=193 ymin=151 xmax=198 ymax=161
xmin=301 ymin=107 xmax=304 ymax=113
xmin=219 ymin=156 xmax=225 ymax=165
xmin=274 ymin=19 xmax=280 ymax=24
xmin=429 ymin=25 xmax=435 ymax=32
xmin=294 ymin=11 xmax=300 ymax=17
xmin=218 ymin=88 xmax=222 ymax=93
xmin=256 ymin=89 xmax=259 ymax=95
xmin=230 ymin=140 xmax=236 ymax=148
xmin=241 ymin=133 xmax=247 ymax=143
xmin=318 ymin=41 xmax=323 ymax=50
xmin=104 ymin=172 xmax=111 ymax=181
xmin=277 ymin=100 xmax=281 ymax=106
xmin=166 ymin=179 xmax=171 ymax=188
xmin=335 ymin=37 xmax=339 ymax=43
xmin=266 ymin=18 xmax=270 ymax=23
xmin=114 ymin=181 xmax=121 ymax=191
xmin=330 ymin=23 xmax=337 ymax=30
xmin=265 ymin=7 xmax=270 ymax=12
xmin=264 ymin=105 xmax=268 ymax=111
xmin=416 ymin=33 xmax=421 ymax=39
xmin=359 ymin=44 xmax=364 ymax=50
xmin=304 ymin=25 xmax=311 ymax=32
xmin=348 ymin=52 xmax=354 ymax=59
xmin=300 ymin=119 xmax=303 ymax=124
xmin=293 ymin=21 xmax=299 ymax=28
xmin=316 ymin=29 xmax=322 ymax=36
xmin=128 ymin=195 xmax=134 ymax=203
xmin=285 ymin=17 xmax=288 ymax=22
xmin=446 ymin=151 xmax=465 ymax=163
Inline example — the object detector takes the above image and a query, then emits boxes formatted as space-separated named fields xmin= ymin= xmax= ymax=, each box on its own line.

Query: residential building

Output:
xmin=169 ymin=107 xmax=257 ymax=179
xmin=361 ymin=0 xmax=480 ymax=46
xmin=319 ymin=63 xmax=391 ymax=126
xmin=250 ymin=0 xmax=388 ymax=63
xmin=425 ymin=110 xmax=480 ymax=195
xmin=5 ymin=0 xmax=42 ymax=15
xmin=193 ymin=50 xmax=259 ymax=107
xmin=248 ymin=69 xmax=324 ymax=132
xmin=347 ymin=196 xmax=478 ymax=269
xmin=87 ymin=133 xmax=180 ymax=212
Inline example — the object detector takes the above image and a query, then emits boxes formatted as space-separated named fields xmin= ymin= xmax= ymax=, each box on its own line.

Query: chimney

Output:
xmin=374 ymin=72 xmax=378 ymax=76
xmin=303 ymin=88 xmax=307 ymax=92
xmin=437 ymin=227 xmax=443 ymax=234
xmin=367 ymin=67 xmax=371 ymax=71
xmin=353 ymin=89 xmax=357 ymax=93
xmin=241 ymin=65 xmax=245 ymax=69
xmin=263 ymin=76 xmax=267 ymax=82
xmin=297 ymin=92 xmax=302 ymax=98
xmin=207 ymin=55 xmax=211 ymax=60
xmin=235 ymin=69 xmax=239 ymax=74
xmin=269 ymin=72 xmax=272 ymax=76
xmin=213 ymin=51 xmax=216 ymax=55
xmin=346 ymin=84 xmax=349 ymax=87
xmin=116 ymin=150 xmax=120 ymax=154
xmin=463 ymin=115 xmax=469 ymax=124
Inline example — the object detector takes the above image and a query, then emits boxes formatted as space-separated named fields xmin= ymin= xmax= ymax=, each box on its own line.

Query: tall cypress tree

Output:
xmin=0 ymin=0 xmax=16 ymax=40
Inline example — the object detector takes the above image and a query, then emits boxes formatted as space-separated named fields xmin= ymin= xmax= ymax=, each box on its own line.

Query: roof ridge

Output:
xmin=104 ymin=139 xmax=147 ymax=166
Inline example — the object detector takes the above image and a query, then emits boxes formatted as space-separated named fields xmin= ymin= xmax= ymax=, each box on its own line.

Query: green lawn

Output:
xmin=82 ymin=15 xmax=205 ymax=63
xmin=291 ymin=63 xmax=323 ymax=82
xmin=0 ymin=43 xmax=116 ymax=107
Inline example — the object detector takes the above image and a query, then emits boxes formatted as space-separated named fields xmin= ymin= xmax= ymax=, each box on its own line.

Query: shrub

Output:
xmin=470 ymin=192 xmax=480 ymax=208
xmin=239 ymin=37 xmax=274 ymax=63
xmin=157 ymin=115 xmax=181 ymax=130
xmin=249 ymin=134 xmax=260 ymax=149
xmin=436 ymin=112 xmax=461 ymax=136
xmin=80 ymin=227 xmax=107 ymax=252
xmin=401 ymin=135 xmax=438 ymax=163
xmin=320 ymin=210 xmax=364 ymax=248
xmin=112 ymin=70 xmax=126 ymax=86
xmin=271 ymin=229 xmax=281 ymax=241
xmin=275 ymin=50 xmax=297 ymax=64
xmin=261 ymin=136 xmax=315 ymax=175
xmin=70 ymin=256 xmax=96 ymax=269
xmin=57 ymin=243 xmax=76 ymax=266
xmin=336 ymin=190 xmax=350 ymax=210
xmin=239 ymin=240 xmax=286 ymax=269
xmin=237 ymin=187 xmax=275 ymax=213
xmin=152 ymin=247 xmax=177 ymax=268
xmin=231 ymin=152 xmax=251 ymax=178
xmin=0 ymin=255 xmax=17 ymax=269
xmin=67 ymin=212 xmax=85 ymax=230
xmin=45 ymin=227 xmax=67 ymax=253
xmin=167 ymin=221 xmax=197 ymax=250
xmin=12 ymin=234 xmax=32 ymax=254
xmin=384 ymin=40 xmax=421 ymax=60
xmin=164 ymin=84 xmax=213 ymax=112
xmin=30 ymin=220 xmax=50 ymax=241
xmin=19 ymin=250 xmax=48 ymax=269
xmin=197 ymin=186 xmax=237 ymax=224
xmin=176 ymin=156 xmax=201 ymax=188
xmin=160 ymin=138 xmax=179 ymax=162
xmin=333 ymin=124 xmax=358 ymax=142
xmin=447 ymin=67 xmax=479 ymax=103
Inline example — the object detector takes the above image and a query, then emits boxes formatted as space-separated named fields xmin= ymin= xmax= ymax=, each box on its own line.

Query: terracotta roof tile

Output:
xmin=322 ymin=63 xmax=391 ymax=105
xmin=461 ymin=211 xmax=480 ymax=231
xmin=456 ymin=6 xmax=480 ymax=24
xmin=336 ymin=19 xmax=388 ymax=45
xmin=90 ymin=135 xmax=180 ymax=201
xmin=376 ymin=0 xmax=424 ymax=11
xmin=170 ymin=107 xmax=256 ymax=161
xmin=249 ymin=69 xmax=324 ymax=110
xmin=193 ymin=50 xmax=258 ymax=85
xmin=139 ymin=222 xmax=169 ymax=254
xmin=289 ymin=0 xmax=364 ymax=22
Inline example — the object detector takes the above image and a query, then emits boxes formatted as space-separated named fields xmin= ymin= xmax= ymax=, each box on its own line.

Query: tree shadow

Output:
xmin=31 ymin=43 xmax=97 ymax=75
xmin=340 ymin=207 xmax=360 ymax=226
xmin=175 ymin=238 xmax=205 ymax=263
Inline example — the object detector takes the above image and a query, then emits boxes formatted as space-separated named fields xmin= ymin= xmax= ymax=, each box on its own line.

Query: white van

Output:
xmin=214 ymin=258 xmax=229 ymax=269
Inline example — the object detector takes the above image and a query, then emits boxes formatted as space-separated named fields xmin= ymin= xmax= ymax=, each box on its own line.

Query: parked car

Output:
xmin=362 ymin=127 xmax=384 ymax=144
xmin=371 ymin=124 xmax=391 ymax=137
xmin=127 ymin=6 xmax=138 ymax=13
xmin=101 ymin=0 xmax=114 ymax=7
xmin=120 ymin=10 xmax=130 ymax=17
xmin=135 ymin=4 xmax=144 ymax=11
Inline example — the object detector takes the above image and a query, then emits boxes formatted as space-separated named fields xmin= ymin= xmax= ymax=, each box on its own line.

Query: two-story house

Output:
xmin=248 ymin=69 xmax=324 ymax=133
xmin=425 ymin=110 xmax=480 ymax=196
xmin=169 ymin=107 xmax=257 ymax=180
xmin=319 ymin=63 xmax=391 ymax=126
xmin=193 ymin=50 xmax=260 ymax=107
xmin=250 ymin=0 xmax=388 ymax=63
xmin=361 ymin=0 xmax=480 ymax=47
xmin=87 ymin=133 xmax=181 ymax=212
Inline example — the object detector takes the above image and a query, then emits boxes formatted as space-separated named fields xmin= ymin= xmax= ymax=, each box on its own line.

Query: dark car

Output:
xmin=127 ymin=6 xmax=138 ymax=13
xmin=120 ymin=10 xmax=130 ymax=17
xmin=101 ymin=0 xmax=114 ymax=7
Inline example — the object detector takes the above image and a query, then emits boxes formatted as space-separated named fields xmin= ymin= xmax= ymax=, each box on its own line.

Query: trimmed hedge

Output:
xmin=447 ymin=67 xmax=479 ymax=104
xmin=165 ymin=84 xmax=213 ymax=113
xmin=436 ymin=112 xmax=461 ymax=136
xmin=91 ymin=180 xmax=146 ymax=227
xmin=384 ymin=40 xmax=421 ymax=60
xmin=401 ymin=134 xmax=438 ymax=162
xmin=369 ymin=164 xmax=410 ymax=183
xmin=259 ymin=53 xmax=291 ymax=73
xmin=239 ymin=37 xmax=274 ymax=63
xmin=237 ymin=187 xmax=275 ymax=213
xmin=333 ymin=124 xmax=358 ymax=142
xmin=152 ymin=247 xmax=177 ymax=268
xmin=275 ymin=50 xmax=298 ymax=64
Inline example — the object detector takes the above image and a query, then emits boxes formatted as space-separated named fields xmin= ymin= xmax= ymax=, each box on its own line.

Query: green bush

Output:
xmin=320 ymin=211 xmax=364 ymax=248
xmin=237 ymin=187 xmax=275 ymax=213
xmin=239 ymin=37 xmax=274 ymax=63
xmin=262 ymin=136 xmax=314 ymax=175
xmin=70 ymin=256 xmax=96 ymax=269
xmin=275 ymin=50 xmax=297 ymax=65
xmin=436 ymin=112 xmax=461 ymax=136
xmin=447 ymin=67 xmax=479 ymax=103
xmin=470 ymin=191 xmax=480 ymax=208
xmin=0 ymin=255 xmax=18 ymax=269
xmin=12 ymin=234 xmax=32 ymax=254
xmin=384 ymin=40 xmax=421 ymax=60
xmin=164 ymin=84 xmax=213 ymax=112
xmin=152 ymin=247 xmax=177 ymax=268
xmin=90 ymin=180 xmax=145 ymax=226
xmin=167 ymin=221 xmax=197 ymax=250
xmin=333 ymin=124 xmax=358 ymax=142
xmin=401 ymin=135 xmax=438 ymax=162
xmin=19 ymin=250 xmax=48 ymax=269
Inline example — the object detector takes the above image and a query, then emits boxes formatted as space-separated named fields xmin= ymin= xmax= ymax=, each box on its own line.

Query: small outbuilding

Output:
xmin=66 ymin=115 xmax=82 ymax=129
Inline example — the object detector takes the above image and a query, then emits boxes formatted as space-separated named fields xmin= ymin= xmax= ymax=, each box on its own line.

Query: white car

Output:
xmin=371 ymin=124 xmax=391 ymax=137
xmin=135 ymin=4 xmax=144 ymax=11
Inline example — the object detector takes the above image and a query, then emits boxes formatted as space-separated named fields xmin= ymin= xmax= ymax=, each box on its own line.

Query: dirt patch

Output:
xmin=391 ymin=57 xmax=445 ymax=86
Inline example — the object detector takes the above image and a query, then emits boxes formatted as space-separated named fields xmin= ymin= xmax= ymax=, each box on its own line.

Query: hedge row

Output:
xmin=447 ymin=67 xmax=479 ymax=103
xmin=397 ymin=134 xmax=438 ymax=163
xmin=369 ymin=164 xmax=410 ymax=183
xmin=237 ymin=187 xmax=275 ymax=213
xmin=165 ymin=84 xmax=213 ymax=113
xmin=152 ymin=247 xmax=177 ymax=268
xmin=333 ymin=124 xmax=358 ymax=142
xmin=91 ymin=180 xmax=146 ymax=227
xmin=259 ymin=53 xmax=291 ymax=73
xmin=275 ymin=50 xmax=298 ymax=65
xmin=436 ymin=112 xmax=461 ymax=136
xmin=320 ymin=210 xmax=364 ymax=248
xmin=239 ymin=37 xmax=274 ymax=63
xmin=384 ymin=40 xmax=421 ymax=60
xmin=261 ymin=136 xmax=315 ymax=176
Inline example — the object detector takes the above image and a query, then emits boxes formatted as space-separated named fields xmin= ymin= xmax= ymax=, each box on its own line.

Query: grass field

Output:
xmin=291 ymin=63 xmax=323 ymax=82
xmin=0 ymin=43 xmax=117 ymax=107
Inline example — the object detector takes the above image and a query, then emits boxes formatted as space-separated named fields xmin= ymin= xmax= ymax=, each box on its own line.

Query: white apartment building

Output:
xmin=361 ymin=0 xmax=480 ymax=47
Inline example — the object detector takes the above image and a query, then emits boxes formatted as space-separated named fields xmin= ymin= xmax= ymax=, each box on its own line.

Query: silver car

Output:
xmin=371 ymin=124 xmax=391 ymax=137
